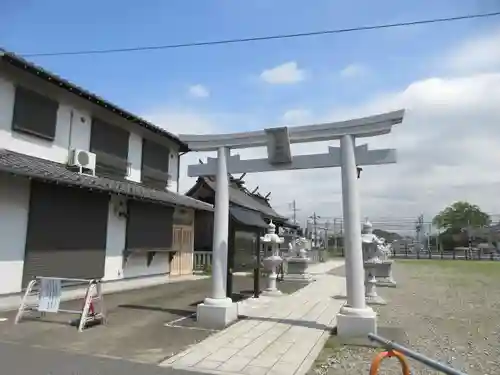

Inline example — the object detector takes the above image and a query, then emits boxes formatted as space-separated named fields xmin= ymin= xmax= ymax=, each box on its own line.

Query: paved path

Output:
xmin=161 ymin=260 xmax=346 ymax=375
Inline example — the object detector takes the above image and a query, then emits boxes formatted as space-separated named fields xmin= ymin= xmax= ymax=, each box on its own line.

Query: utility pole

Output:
xmin=415 ymin=214 xmax=424 ymax=244
xmin=324 ymin=220 xmax=331 ymax=249
xmin=309 ymin=212 xmax=321 ymax=248
xmin=333 ymin=218 xmax=337 ymax=250
xmin=289 ymin=200 xmax=301 ymax=225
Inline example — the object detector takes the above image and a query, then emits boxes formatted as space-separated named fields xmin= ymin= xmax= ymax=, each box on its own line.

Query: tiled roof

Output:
xmin=230 ymin=206 xmax=268 ymax=228
xmin=0 ymin=49 xmax=189 ymax=152
xmin=0 ymin=149 xmax=213 ymax=211
xmin=201 ymin=177 xmax=287 ymax=220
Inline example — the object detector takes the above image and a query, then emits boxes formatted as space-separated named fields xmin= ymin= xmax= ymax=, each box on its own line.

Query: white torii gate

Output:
xmin=180 ymin=109 xmax=405 ymax=337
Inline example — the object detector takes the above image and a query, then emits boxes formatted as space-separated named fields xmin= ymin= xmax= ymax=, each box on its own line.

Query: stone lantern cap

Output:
xmin=260 ymin=221 xmax=284 ymax=244
xmin=362 ymin=220 xmax=373 ymax=233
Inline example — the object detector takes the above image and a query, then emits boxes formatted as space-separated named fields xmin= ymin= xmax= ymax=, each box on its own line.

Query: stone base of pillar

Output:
xmin=261 ymin=289 xmax=283 ymax=297
xmin=376 ymin=279 xmax=397 ymax=288
xmin=364 ymin=263 xmax=387 ymax=306
xmin=373 ymin=261 xmax=397 ymax=287
xmin=196 ymin=297 xmax=238 ymax=330
xmin=336 ymin=305 xmax=377 ymax=338
xmin=284 ymin=258 xmax=313 ymax=282
xmin=283 ymin=273 xmax=314 ymax=282
xmin=366 ymin=294 xmax=387 ymax=306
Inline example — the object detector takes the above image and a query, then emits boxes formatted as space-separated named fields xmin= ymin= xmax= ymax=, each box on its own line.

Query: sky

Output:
xmin=2 ymin=0 xmax=500 ymax=228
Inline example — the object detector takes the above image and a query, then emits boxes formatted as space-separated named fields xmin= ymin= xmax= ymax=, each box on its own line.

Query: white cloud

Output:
xmin=282 ymin=109 xmax=311 ymax=125
xmin=339 ymin=63 xmax=368 ymax=79
xmin=188 ymin=84 xmax=210 ymax=98
xmin=260 ymin=61 xmax=306 ymax=84
xmin=146 ymin=28 xmax=500 ymax=230
xmin=443 ymin=27 xmax=500 ymax=74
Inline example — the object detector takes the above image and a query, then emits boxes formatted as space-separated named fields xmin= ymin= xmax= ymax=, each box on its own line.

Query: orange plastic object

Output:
xmin=369 ymin=350 xmax=411 ymax=375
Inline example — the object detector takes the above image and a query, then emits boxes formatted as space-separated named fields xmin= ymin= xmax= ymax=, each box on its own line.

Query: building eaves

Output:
xmin=0 ymin=149 xmax=213 ymax=211
xmin=202 ymin=177 xmax=287 ymax=220
xmin=0 ymin=49 xmax=189 ymax=152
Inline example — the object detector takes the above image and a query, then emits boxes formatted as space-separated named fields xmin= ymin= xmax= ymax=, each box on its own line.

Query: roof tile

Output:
xmin=0 ymin=149 xmax=213 ymax=211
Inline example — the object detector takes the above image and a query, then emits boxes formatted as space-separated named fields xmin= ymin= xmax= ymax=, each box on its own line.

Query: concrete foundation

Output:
xmin=196 ymin=297 xmax=238 ymax=330
xmin=336 ymin=305 xmax=377 ymax=338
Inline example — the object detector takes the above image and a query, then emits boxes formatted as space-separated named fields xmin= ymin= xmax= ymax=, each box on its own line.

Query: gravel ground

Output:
xmin=316 ymin=260 xmax=500 ymax=375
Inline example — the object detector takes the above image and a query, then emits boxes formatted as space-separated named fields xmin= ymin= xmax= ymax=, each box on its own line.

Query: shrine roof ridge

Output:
xmin=179 ymin=109 xmax=405 ymax=152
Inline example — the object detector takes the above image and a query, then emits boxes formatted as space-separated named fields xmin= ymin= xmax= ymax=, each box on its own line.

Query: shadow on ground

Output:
xmin=0 ymin=276 xmax=307 ymax=365
xmin=240 ymin=315 xmax=331 ymax=331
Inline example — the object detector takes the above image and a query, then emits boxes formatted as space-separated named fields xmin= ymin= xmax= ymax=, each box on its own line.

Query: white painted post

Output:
xmin=196 ymin=147 xmax=238 ymax=329
xmin=336 ymin=134 xmax=377 ymax=338
xmin=209 ymin=146 xmax=230 ymax=301
xmin=340 ymin=135 xmax=366 ymax=309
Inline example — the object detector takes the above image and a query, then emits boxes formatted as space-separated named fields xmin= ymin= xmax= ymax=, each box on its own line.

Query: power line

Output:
xmin=21 ymin=10 xmax=500 ymax=58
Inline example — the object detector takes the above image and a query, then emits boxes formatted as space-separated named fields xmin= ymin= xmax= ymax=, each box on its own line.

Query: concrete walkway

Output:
xmin=160 ymin=259 xmax=346 ymax=375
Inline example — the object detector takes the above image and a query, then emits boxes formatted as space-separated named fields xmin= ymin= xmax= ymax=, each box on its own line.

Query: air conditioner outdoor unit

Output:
xmin=68 ymin=149 xmax=96 ymax=176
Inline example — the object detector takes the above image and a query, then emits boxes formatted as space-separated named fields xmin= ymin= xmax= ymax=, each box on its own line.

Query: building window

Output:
xmin=22 ymin=181 xmax=109 ymax=286
xmin=141 ymin=139 xmax=170 ymax=189
xmin=11 ymin=86 xmax=58 ymax=140
xmin=126 ymin=200 xmax=174 ymax=250
xmin=90 ymin=118 xmax=129 ymax=179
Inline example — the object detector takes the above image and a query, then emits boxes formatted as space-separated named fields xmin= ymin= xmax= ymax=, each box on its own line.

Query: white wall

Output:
xmin=122 ymin=253 xmax=170 ymax=279
xmin=103 ymin=194 xmax=170 ymax=282
xmin=0 ymin=74 xmax=91 ymax=164
xmin=168 ymin=151 xmax=179 ymax=192
xmin=127 ymin=132 xmax=142 ymax=183
xmin=0 ymin=71 xmax=181 ymax=190
xmin=0 ymin=173 xmax=30 ymax=295
xmin=103 ymin=195 xmax=127 ymax=281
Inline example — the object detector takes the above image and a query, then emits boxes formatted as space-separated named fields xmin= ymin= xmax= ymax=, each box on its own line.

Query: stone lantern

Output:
xmin=284 ymin=237 xmax=313 ymax=282
xmin=361 ymin=220 xmax=387 ymax=305
xmin=260 ymin=221 xmax=284 ymax=296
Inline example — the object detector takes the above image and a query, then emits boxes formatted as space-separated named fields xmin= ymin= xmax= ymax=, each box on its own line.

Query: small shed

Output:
xmin=185 ymin=176 xmax=297 ymax=274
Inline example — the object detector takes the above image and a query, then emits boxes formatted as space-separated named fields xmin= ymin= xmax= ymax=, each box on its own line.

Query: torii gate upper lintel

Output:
xmin=181 ymin=109 xmax=405 ymax=336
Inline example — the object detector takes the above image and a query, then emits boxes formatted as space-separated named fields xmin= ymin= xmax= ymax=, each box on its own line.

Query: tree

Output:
xmin=432 ymin=201 xmax=491 ymax=231
xmin=373 ymin=229 xmax=402 ymax=243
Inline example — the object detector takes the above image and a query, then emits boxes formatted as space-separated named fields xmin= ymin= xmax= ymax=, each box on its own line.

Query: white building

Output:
xmin=0 ymin=49 xmax=213 ymax=303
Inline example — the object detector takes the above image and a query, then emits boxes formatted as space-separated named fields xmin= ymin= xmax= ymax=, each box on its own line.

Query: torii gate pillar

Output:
xmin=336 ymin=134 xmax=377 ymax=336
xmin=195 ymin=147 xmax=238 ymax=329
xmin=181 ymin=109 xmax=405 ymax=335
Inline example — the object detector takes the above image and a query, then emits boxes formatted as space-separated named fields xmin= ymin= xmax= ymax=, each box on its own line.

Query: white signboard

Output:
xmin=38 ymin=278 xmax=62 ymax=313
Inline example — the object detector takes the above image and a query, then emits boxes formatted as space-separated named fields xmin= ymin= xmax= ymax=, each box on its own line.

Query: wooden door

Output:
xmin=170 ymin=226 xmax=193 ymax=276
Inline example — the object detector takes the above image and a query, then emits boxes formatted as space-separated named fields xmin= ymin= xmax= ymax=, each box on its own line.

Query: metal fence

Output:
xmin=324 ymin=215 xmax=500 ymax=262
xmin=328 ymin=246 xmax=500 ymax=261
xmin=390 ymin=247 xmax=500 ymax=261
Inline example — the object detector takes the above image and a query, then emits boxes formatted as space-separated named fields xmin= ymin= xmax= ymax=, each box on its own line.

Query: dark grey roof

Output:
xmin=0 ymin=149 xmax=213 ymax=211
xmin=0 ymin=49 xmax=189 ymax=152
xmin=230 ymin=206 xmax=268 ymax=228
xmin=202 ymin=177 xmax=287 ymax=220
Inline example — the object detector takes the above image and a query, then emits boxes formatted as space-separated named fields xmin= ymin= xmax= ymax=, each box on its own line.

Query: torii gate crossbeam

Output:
xmin=181 ymin=109 xmax=405 ymax=337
